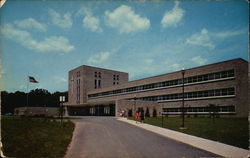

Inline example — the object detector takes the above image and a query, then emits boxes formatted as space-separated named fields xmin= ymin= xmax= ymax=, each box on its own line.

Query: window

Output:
xmin=77 ymin=71 xmax=81 ymax=77
xmin=228 ymin=88 xmax=235 ymax=95
xmin=208 ymin=74 xmax=214 ymax=80
xmin=198 ymin=75 xmax=203 ymax=82
xmin=228 ymin=69 xmax=234 ymax=77
xmin=113 ymin=75 xmax=116 ymax=80
xmin=215 ymin=89 xmax=221 ymax=96
xmin=98 ymin=72 xmax=101 ymax=78
xmin=95 ymin=72 xmax=97 ymax=77
xmin=192 ymin=76 xmax=197 ymax=82
xmin=113 ymin=82 xmax=115 ymax=85
xmin=203 ymin=75 xmax=208 ymax=81
xmin=215 ymin=72 xmax=221 ymax=79
xmin=221 ymin=71 xmax=227 ymax=78
xmin=94 ymin=79 xmax=97 ymax=89
xmin=117 ymin=75 xmax=119 ymax=80
xmin=98 ymin=80 xmax=101 ymax=88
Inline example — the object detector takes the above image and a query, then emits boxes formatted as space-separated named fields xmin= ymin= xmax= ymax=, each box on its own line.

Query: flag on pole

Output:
xmin=29 ymin=76 xmax=38 ymax=83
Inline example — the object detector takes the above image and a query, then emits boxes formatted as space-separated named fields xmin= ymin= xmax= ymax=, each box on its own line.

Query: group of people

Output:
xmin=135 ymin=108 xmax=145 ymax=123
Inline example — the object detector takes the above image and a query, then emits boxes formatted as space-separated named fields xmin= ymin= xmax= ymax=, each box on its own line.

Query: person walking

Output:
xmin=140 ymin=108 xmax=145 ymax=123
xmin=135 ymin=111 xmax=139 ymax=123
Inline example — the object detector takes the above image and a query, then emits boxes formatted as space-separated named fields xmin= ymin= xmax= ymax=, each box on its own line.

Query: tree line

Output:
xmin=1 ymin=89 xmax=68 ymax=115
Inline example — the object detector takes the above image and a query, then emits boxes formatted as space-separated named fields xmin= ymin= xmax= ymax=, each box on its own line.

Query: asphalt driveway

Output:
xmin=65 ymin=117 xmax=218 ymax=158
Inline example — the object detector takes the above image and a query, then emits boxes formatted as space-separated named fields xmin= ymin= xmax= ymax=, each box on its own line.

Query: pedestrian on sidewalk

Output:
xmin=135 ymin=110 xmax=139 ymax=123
xmin=140 ymin=108 xmax=145 ymax=123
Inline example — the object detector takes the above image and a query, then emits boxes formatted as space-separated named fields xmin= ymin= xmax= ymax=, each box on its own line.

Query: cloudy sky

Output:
xmin=1 ymin=0 xmax=248 ymax=92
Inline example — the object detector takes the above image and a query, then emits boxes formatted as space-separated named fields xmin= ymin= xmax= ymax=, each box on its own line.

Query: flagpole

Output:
xmin=26 ymin=76 xmax=29 ymax=114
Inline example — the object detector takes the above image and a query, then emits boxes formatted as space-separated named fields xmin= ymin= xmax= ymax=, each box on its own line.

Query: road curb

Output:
xmin=117 ymin=117 xmax=249 ymax=158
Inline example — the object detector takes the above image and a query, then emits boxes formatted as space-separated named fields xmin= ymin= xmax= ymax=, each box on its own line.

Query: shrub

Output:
xmin=145 ymin=107 xmax=150 ymax=117
xmin=153 ymin=108 xmax=157 ymax=117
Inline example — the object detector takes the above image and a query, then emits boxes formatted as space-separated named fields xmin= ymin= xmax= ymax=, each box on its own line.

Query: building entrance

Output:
xmin=67 ymin=104 xmax=115 ymax=116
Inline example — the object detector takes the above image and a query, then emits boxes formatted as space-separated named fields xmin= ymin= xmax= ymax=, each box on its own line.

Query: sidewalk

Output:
xmin=117 ymin=117 xmax=249 ymax=158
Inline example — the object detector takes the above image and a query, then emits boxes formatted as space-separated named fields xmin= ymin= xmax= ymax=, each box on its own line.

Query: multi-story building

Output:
xmin=65 ymin=58 xmax=249 ymax=118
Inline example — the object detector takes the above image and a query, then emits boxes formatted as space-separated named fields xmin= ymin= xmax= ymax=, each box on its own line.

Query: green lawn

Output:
xmin=1 ymin=116 xmax=75 ymax=158
xmin=131 ymin=117 xmax=248 ymax=149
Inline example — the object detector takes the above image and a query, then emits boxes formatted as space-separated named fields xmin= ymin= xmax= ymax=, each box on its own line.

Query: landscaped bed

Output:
xmin=130 ymin=117 xmax=248 ymax=149
xmin=1 ymin=116 xmax=75 ymax=157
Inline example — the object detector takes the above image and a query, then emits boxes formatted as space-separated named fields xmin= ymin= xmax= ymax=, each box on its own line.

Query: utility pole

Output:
xmin=180 ymin=69 xmax=187 ymax=129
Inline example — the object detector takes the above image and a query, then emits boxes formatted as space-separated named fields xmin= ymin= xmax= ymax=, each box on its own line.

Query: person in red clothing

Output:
xmin=135 ymin=111 xmax=139 ymax=123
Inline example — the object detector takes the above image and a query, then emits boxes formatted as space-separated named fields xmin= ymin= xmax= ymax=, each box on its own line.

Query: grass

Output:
xmin=130 ymin=117 xmax=248 ymax=149
xmin=1 ymin=116 xmax=75 ymax=158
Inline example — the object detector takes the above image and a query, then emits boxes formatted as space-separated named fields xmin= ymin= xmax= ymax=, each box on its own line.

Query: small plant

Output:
xmin=128 ymin=109 xmax=132 ymax=117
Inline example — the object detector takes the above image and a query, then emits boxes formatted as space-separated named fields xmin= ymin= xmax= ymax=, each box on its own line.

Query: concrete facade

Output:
xmin=68 ymin=65 xmax=128 ymax=105
xmin=66 ymin=58 xmax=249 ymax=118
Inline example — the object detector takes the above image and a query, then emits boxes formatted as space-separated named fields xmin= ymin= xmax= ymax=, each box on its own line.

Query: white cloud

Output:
xmin=213 ymin=29 xmax=245 ymax=38
xmin=48 ymin=9 xmax=72 ymax=29
xmin=1 ymin=24 xmax=74 ymax=53
xmin=191 ymin=56 xmax=207 ymax=65
xmin=161 ymin=1 xmax=185 ymax=28
xmin=186 ymin=28 xmax=215 ymax=50
xmin=83 ymin=15 xmax=102 ymax=32
xmin=186 ymin=28 xmax=246 ymax=50
xmin=54 ymin=76 xmax=67 ymax=83
xmin=144 ymin=59 xmax=154 ymax=65
xmin=77 ymin=7 xmax=102 ymax=32
xmin=14 ymin=18 xmax=47 ymax=32
xmin=104 ymin=5 xmax=150 ymax=33
xmin=171 ymin=63 xmax=181 ymax=71
xmin=87 ymin=51 xmax=111 ymax=64
xmin=18 ymin=84 xmax=26 ymax=91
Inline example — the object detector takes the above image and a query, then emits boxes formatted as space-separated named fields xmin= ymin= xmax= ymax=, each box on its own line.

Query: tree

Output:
xmin=145 ymin=107 xmax=150 ymax=117
xmin=1 ymin=89 xmax=68 ymax=115
xmin=153 ymin=108 xmax=157 ymax=117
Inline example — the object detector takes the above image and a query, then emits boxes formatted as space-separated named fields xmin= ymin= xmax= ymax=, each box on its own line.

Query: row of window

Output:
xmin=163 ymin=105 xmax=235 ymax=113
xmin=88 ymin=69 xmax=235 ymax=98
xmin=134 ymin=88 xmax=235 ymax=102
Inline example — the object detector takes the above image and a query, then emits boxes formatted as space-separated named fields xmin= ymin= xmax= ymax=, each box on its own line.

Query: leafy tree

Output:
xmin=1 ymin=89 xmax=68 ymax=115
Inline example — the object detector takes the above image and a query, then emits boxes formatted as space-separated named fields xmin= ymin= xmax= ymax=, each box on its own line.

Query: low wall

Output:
xmin=15 ymin=107 xmax=59 ymax=116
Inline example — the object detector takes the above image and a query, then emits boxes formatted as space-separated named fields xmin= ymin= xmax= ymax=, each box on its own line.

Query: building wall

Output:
xmin=86 ymin=58 xmax=248 ymax=117
xmin=68 ymin=65 xmax=128 ymax=105
xmin=67 ymin=58 xmax=248 ymax=117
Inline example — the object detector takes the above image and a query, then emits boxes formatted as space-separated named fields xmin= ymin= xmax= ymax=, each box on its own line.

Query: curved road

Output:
xmin=65 ymin=117 xmax=218 ymax=158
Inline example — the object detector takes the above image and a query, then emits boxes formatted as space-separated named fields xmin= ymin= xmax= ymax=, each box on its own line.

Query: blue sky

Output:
xmin=0 ymin=0 xmax=248 ymax=92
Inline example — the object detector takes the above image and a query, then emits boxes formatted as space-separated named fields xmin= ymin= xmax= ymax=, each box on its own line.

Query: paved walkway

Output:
xmin=117 ymin=117 xmax=249 ymax=158
xmin=65 ymin=117 xmax=218 ymax=158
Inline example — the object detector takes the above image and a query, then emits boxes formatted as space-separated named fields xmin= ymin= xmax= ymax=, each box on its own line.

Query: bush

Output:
xmin=145 ymin=107 xmax=150 ymax=117
xmin=153 ymin=108 xmax=157 ymax=117
xmin=128 ymin=109 xmax=132 ymax=117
